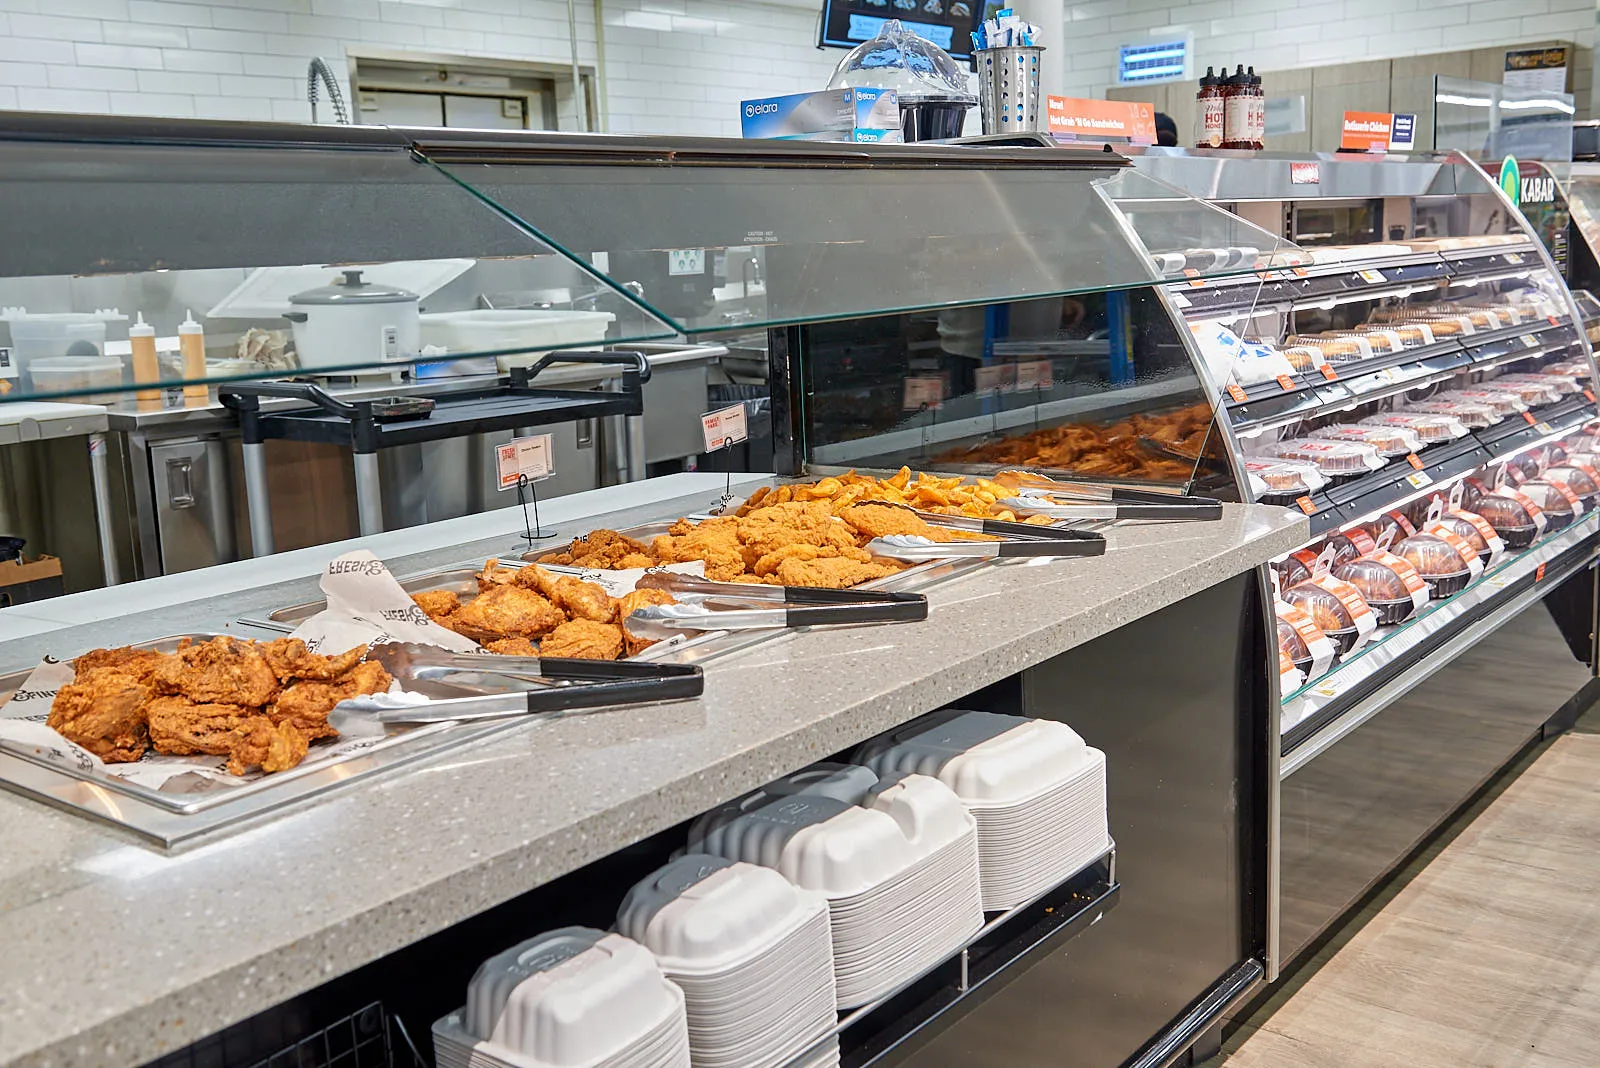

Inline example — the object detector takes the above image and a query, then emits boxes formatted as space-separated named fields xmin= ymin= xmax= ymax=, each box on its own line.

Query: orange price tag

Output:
xmin=1256 ymin=270 xmax=1275 ymax=282
xmin=1523 ymin=411 xmax=1538 ymax=425
xmin=1536 ymin=562 xmax=1547 ymax=582
xmin=1406 ymin=453 xmax=1424 ymax=470
xmin=1183 ymin=267 xmax=1206 ymax=289
xmin=1295 ymin=496 xmax=1317 ymax=515
xmin=1227 ymin=383 xmax=1248 ymax=402
xmin=1276 ymin=374 xmax=1297 ymax=391
xmin=1549 ymin=315 xmax=1562 ymax=326
xmin=1293 ymin=266 xmax=1310 ymax=277
xmin=1586 ymin=389 xmax=1596 ymax=403
xmin=1319 ymin=364 xmax=1338 ymax=381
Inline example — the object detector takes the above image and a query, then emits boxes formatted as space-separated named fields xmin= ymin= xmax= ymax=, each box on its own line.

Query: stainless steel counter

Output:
xmin=0 ymin=474 xmax=1305 ymax=1068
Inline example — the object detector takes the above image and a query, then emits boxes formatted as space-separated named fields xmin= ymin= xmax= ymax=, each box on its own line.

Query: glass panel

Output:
xmin=1434 ymin=75 xmax=1576 ymax=164
xmin=0 ymin=126 xmax=675 ymax=405
xmin=1094 ymin=168 xmax=1302 ymax=282
xmin=798 ymin=286 xmax=1239 ymax=498
xmin=1563 ymin=170 xmax=1600 ymax=296
xmin=417 ymin=136 xmax=1272 ymax=336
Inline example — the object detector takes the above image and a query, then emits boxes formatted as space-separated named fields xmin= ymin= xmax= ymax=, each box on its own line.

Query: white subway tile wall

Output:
xmin=0 ymin=0 xmax=839 ymax=135
xmin=0 ymin=0 xmax=1586 ymax=130
xmin=1061 ymin=0 xmax=1595 ymax=98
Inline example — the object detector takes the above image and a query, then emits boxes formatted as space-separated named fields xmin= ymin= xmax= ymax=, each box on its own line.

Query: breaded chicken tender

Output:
xmin=484 ymin=636 xmax=538 ymax=656
xmin=269 ymin=661 xmax=392 ymax=738
xmin=260 ymin=637 xmax=365 ymax=682
xmin=227 ymin=719 xmax=310 ymax=776
xmin=410 ymin=590 xmax=463 ymax=627
xmin=145 ymin=696 xmax=263 ymax=756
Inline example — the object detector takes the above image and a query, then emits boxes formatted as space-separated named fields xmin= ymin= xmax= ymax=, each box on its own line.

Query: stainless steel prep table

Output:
xmin=0 ymin=474 xmax=1305 ymax=1068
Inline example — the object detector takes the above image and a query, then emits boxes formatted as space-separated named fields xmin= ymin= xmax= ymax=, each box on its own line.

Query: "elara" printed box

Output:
xmin=741 ymin=87 xmax=900 ymax=139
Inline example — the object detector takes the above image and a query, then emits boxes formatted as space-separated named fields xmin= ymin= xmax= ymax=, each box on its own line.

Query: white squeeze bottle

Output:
xmin=130 ymin=311 xmax=159 ymax=405
xmin=179 ymin=309 xmax=208 ymax=403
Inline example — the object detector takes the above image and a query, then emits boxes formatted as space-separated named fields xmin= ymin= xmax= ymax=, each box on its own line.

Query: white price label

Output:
xmin=1358 ymin=268 xmax=1387 ymax=284
xmin=1406 ymin=470 xmax=1434 ymax=489
xmin=1521 ymin=334 xmax=1540 ymax=349
xmin=902 ymin=375 xmax=946 ymax=411
xmin=380 ymin=324 xmax=402 ymax=362
xmin=668 ymin=248 xmax=706 ymax=276
xmin=700 ymin=402 xmax=749 ymax=451
xmin=1536 ymin=422 xmax=1555 ymax=434
xmin=0 ymin=346 xmax=15 ymax=380
xmin=496 ymin=433 xmax=554 ymax=490
xmin=975 ymin=363 xmax=1017 ymax=394
xmin=1014 ymin=360 xmax=1054 ymax=392
xmin=1505 ymin=252 xmax=1524 ymax=265
xmin=1169 ymin=289 xmax=1193 ymax=309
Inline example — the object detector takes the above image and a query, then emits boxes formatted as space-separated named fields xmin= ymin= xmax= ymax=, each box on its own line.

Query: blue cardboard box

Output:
xmin=741 ymin=87 xmax=900 ymax=139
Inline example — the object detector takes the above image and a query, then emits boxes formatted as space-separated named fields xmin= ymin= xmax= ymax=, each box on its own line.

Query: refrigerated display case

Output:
xmin=1131 ymin=147 xmax=1600 ymax=975
xmin=0 ymin=117 xmax=1326 ymax=1068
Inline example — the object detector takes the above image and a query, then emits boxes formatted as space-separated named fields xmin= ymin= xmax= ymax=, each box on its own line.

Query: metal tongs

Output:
xmin=624 ymin=571 xmax=928 ymax=637
xmin=861 ymin=506 xmax=1108 ymax=561
xmin=363 ymin=642 xmax=703 ymax=724
xmin=994 ymin=471 xmax=1223 ymax=521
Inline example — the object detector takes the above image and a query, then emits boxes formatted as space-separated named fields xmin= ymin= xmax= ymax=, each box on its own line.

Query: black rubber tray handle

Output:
xmin=514 ymin=350 xmax=652 ymax=384
xmin=781 ymin=588 xmax=928 ymax=626
xmin=220 ymin=380 xmax=359 ymax=418
xmin=520 ymin=659 xmax=704 ymax=711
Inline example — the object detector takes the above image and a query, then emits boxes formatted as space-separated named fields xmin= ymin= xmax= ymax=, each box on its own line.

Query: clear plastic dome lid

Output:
xmin=827 ymin=20 xmax=977 ymax=104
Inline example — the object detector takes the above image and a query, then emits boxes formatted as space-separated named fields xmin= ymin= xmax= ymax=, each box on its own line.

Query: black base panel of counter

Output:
xmin=1277 ymin=567 xmax=1599 ymax=969
xmin=896 ymin=572 xmax=1272 ymax=1068
xmin=138 ymin=572 xmax=1271 ymax=1068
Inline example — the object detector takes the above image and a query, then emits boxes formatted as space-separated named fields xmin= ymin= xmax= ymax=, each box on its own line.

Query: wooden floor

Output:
xmin=1225 ymin=732 xmax=1600 ymax=1068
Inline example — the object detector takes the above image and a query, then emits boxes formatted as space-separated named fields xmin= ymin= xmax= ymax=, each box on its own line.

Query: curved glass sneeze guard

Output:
xmin=421 ymin=147 xmax=1290 ymax=338
xmin=0 ymin=131 xmax=675 ymax=405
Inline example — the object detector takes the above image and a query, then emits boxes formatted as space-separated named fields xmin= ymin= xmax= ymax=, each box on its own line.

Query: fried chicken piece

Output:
xmin=538 ymin=529 xmax=655 ymax=569
xmin=152 ymin=636 xmax=280 ymax=707
xmin=475 ymin=559 xmax=517 ymax=591
xmin=260 ymin=637 xmax=365 ymax=683
xmin=751 ymin=542 xmax=875 ymax=578
xmin=615 ymin=588 xmax=676 ymax=619
xmin=551 ymin=576 xmax=616 ymax=623
xmin=48 ymin=670 xmax=152 ymax=763
xmin=227 ymin=719 xmax=310 ymax=777
xmin=512 ymin=565 xmax=614 ymax=622
xmin=71 ymin=646 xmax=165 ymax=685
xmin=452 ymin=584 xmax=567 ymax=642
xmin=484 ymin=636 xmax=538 ymax=656
xmin=768 ymin=555 xmax=901 ymax=589
xmin=410 ymin=590 xmax=462 ymax=628
xmin=839 ymin=502 xmax=993 ymax=543
xmin=146 ymin=696 xmax=264 ymax=756
xmin=652 ymin=521 xmax=748 ymax=582
xmin=617 ymin=553 xmax=655 ymax=569
xmin=538 ymin=618 xmax=625 ymax=660
xmin=268 ymin=661 xmax=391 ymax=738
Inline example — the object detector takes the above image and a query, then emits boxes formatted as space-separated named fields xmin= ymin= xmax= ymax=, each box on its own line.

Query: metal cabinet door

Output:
xmin=150 ymin=438 xmax=236 ymax=574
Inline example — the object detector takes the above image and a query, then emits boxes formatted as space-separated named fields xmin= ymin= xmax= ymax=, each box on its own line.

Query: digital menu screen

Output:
xmin=818 ymin=0 xmax=985 ymax=61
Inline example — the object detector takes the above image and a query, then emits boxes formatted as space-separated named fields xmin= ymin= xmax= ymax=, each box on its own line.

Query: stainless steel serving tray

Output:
xmin=0 ymin=633 xmax=626 ymax=848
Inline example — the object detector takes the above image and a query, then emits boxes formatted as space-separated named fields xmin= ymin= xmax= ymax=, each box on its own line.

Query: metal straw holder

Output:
xmin=977 ymin=46 xmax=1045 ymax=134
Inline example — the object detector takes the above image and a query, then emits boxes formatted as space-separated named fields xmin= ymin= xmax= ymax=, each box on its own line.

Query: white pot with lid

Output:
xmin=285 ymin=269 xmax=420 ymax=371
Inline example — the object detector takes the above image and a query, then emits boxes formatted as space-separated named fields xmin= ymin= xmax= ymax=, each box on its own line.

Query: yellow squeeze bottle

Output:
xmin=130 ymin=311 xmax=160 ymax=406
xmin=179 ymin=309 xmax=208 ymax=403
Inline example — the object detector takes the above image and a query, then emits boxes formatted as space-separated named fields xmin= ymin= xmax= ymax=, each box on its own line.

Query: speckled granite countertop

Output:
xmin=0 ymin=474 xmax=1305 ymax=1068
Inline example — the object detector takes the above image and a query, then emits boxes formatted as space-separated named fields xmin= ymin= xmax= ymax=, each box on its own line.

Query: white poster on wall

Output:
xmin=1504 ymin=46 xmax=1568 ymax=92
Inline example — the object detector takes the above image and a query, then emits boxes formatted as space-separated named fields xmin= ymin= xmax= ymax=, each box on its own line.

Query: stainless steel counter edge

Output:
xmin=0 ymin=482 xmax=1305 ymax=1068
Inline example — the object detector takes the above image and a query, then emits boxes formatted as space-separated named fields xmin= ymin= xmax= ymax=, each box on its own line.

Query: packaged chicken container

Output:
xmin=1395 ymin=532 xmax=1476 ymax=598
xmin=1277 ymin=554 xmax=1313 ymax=589
xmin=1403 ymin=400 xmax=1499 ymax=428
xmin=1263 ymin=439 xmax=1386 ymax=476
xmin=1445 ymin=508 xmax=1506 ymax=561
xmin=1504 ymin=454 xmax=1542 ymax=482
xmin=1277 ymin=618 xmax=1313 ymax=676
xmin=1516 ymin=480 xmax=1582 ymax=529
xmin=1284 ymin=582 xmax=1363 ymax=654
xmin=1447 ymin=389 xmax=1528 ymax=417
xmin=1333 ymin=553 xmax=1426 ymax=625
xmin=1424 ymin=514 xmax=1497 ymax=562
xmin=1275 ymin=598 xmax=1337 ymax=676
xmin=1473 ymin=491 xmax=1546 ymax=548
xmin=1359 ymin=412 xmax=1469 ymax=444
xmin=1499 ymin=372 xmax=1581 ymax=396
xmin=1306 ymin=424 xmax=1424 ymax=457
xmin=1489 ymin=378 xmax=1563 ymax=406
xmin=1245 ymin=459 xmax=1328 ymax=502
xmin=1351 ymin=513 xmax=1412 ymax=548
xmin=1540 ymin=465 xmax=1600 ymax=512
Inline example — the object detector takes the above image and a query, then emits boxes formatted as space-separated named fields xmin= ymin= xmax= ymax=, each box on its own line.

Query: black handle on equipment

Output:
xmin=783 ymin=593 xmax=928 ymax=627
xmin=518 ymin=658 xmax=704 ymax=710
xmin=512 ymin=350 xmax=652 ymax=385
xmin=220 ymin=380 xmax=360 ymax=418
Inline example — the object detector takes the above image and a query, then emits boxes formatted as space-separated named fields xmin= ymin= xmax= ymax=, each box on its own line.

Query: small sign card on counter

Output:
xmin=701 ymin=402 xmax=749 ymax=451
xmin=975 ymin=363 xmax=1017 ymax=394
xmin=1340 ymin=111 xmax=1416 ymax=153
xmin=902 ymin=375 xmax=946 ymax=411
xmin=1046 ymin=96 xmax=1157 ymax=145
xmin=497 ymin=433 xmax=554 ymax=491
xmin=1014 ymin=360 xmax=1053 ymax=392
